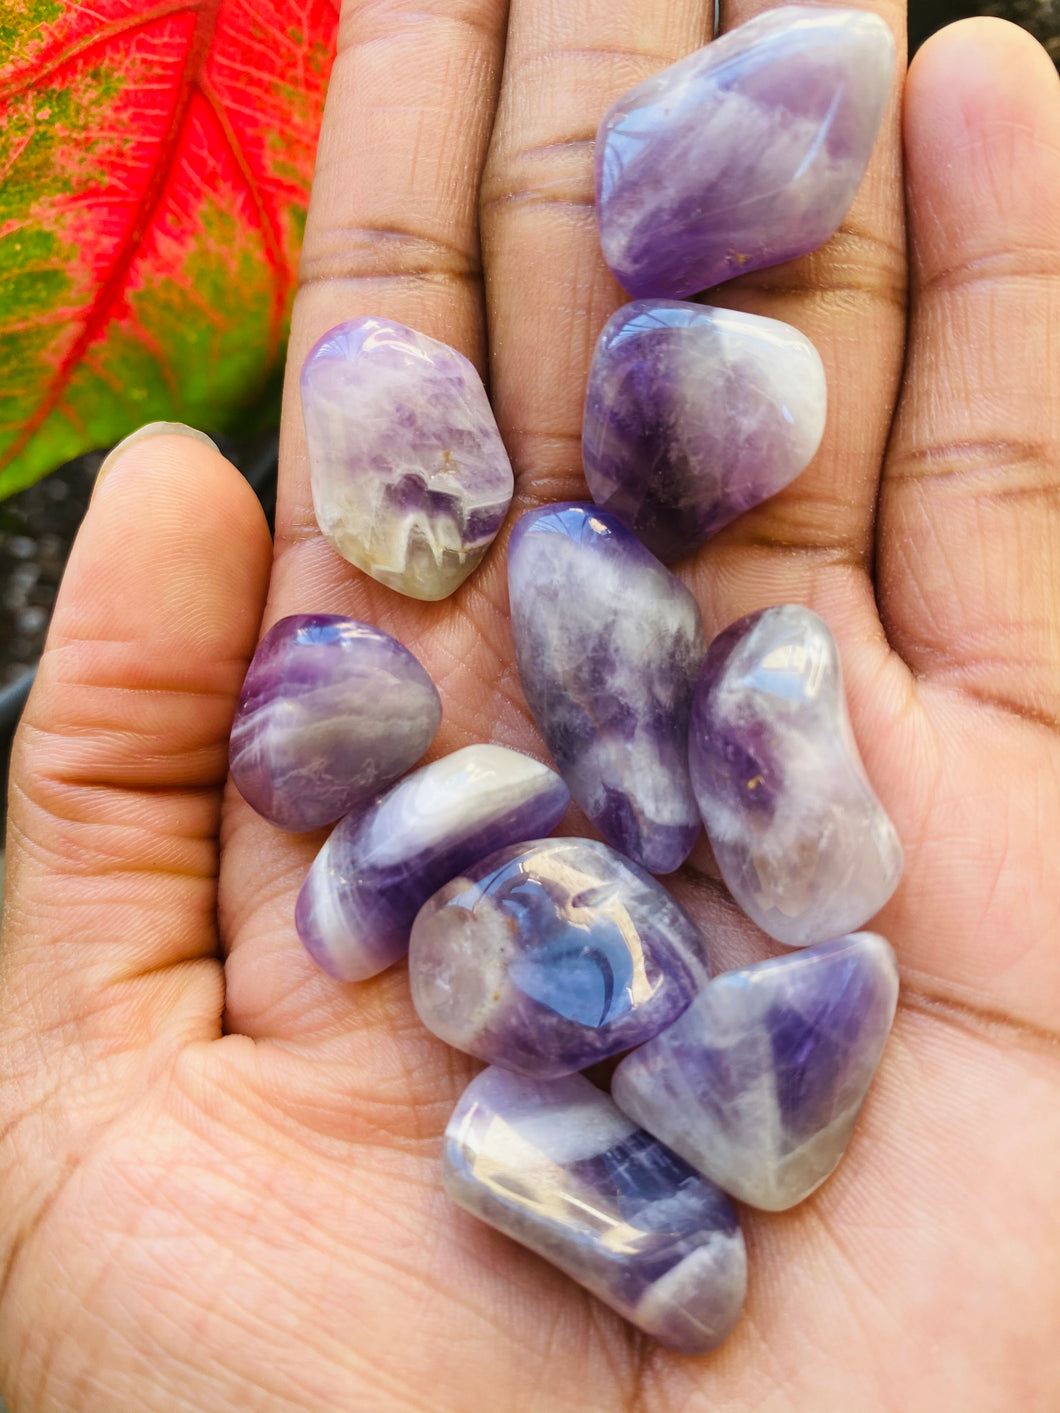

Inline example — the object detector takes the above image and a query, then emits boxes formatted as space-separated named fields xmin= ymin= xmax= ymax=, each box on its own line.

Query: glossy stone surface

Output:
xmin=302 ymin=318 xmax=514 ymax=601
xmin=508 ymin=504 xmax=705 ymax=874
xmin=229 ymin=615 xmax=441 ymax=832
xmin=689 ymin=606 xmax=902 ymax=947
xmin=410 ymin=837 xmax=710 ymax=1077
xmin=444 ymin=1067 xmax=746 ymax=1353
xmin=295 ymin=745 xmax=569 ymax=981
xmin=595 ymin=7 xmax=895 ymax=299
xmin=583 ymin=301 xmax=826 ymax=562
xmin=613 ymin=933 xmax=898 ymax=1210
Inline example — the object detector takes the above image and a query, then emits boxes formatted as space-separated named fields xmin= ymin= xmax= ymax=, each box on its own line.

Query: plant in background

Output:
xmin=0 ymin=0 xmax=338 ymax=499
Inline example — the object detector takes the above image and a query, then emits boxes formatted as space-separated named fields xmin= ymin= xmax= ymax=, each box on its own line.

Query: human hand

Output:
xmin=2 ymin=3 xmax=1059 ymax=1409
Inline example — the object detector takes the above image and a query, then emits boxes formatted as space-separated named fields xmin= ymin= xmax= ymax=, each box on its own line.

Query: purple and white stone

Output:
xmin=302 ymin=319 xmax=514 ymax=601
xmin=612 ymin=933 xmax=899 ymax=1211
xmin=444 ymin=1066 xmax=746 ymax=1353
xmin=410 ymin=837 xmax=710 ymax=1078
xmin=295 ymin=745 xmax=569 ymax=981
xmin=508 ymin=504 xmax=705 ymax=874
xmin=689 ymin=606 xmax=902 ymax=947
xmin=229 ymin=614 xmax=441 ymax=832
xmin=583 ymin=301 xmax=826 ymax=562
xmin=595 ymin=7 xmax=896 ymax=299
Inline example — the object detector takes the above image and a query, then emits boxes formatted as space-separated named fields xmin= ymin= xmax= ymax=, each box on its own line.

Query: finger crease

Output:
xmin=512 ymin=43 xmax=685 ymax=70
xmin=891 ymin=439 xmax=1060 ymax=512
xmin=480 ymin=182 xmax=594 ymax=215
xmin=929 ymin=675 xmax=1060 ymax=738
xmin=918 ymin=247 xmax=1060 ymax=297
xmin=510 ymin=136 xmax=595 ymax=163
xmin=728 ymin=533 xmax=869 ymax=570
xmin=899 ymin=982 xmax=1060 ymax=1052
xmin=299 ymin=224 xmax=480 ymax=290
xmin=340 ymin=4 xmax=505 ymax=53
xmin=730 ymin=274 xmax=906 ymax=312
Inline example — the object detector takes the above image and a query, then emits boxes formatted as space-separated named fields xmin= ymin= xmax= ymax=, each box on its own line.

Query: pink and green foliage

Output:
xmin=0 ymin=0 xmax=338 ymax=497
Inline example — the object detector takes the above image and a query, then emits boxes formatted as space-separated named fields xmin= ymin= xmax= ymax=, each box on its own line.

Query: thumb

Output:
xmin=1 ymin=427 xmax=271 ymax=1070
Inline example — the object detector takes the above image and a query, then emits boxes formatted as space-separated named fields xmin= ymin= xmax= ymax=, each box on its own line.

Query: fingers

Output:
xmin=879 ymin=19 xmax=1060 ymax=728
xmin=221 ymin=0 xmax=513 ymax=1046
xmin=269 ymin=0 xmax=509 ymax=623
xmin=0 ymin=431 xmax=271 ymax=1050
xmin=694 ymin=0 xmax=906 ymax=644
xmin=481 ymin=0 xmax=713 ymax=508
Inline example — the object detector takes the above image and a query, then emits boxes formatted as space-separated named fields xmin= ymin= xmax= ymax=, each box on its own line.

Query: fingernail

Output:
xmin=94 ymin=422 xmax=220 ymax=494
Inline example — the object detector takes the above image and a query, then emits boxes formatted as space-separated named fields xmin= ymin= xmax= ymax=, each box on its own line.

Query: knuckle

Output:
xmin=919 ymin=246 xmax=1060 ymax=298
xmin=338 ymin=0 xmax=501 ymax=51
xmin=735 ymin=223 xmax=907 ymax=312
xmin=481 ymin=134 xmax=596 ymax=218
xmin=298 ymin=222 xmax=479 ymax=291
xmin=890 ymin=437 xmax=1060 ymax=506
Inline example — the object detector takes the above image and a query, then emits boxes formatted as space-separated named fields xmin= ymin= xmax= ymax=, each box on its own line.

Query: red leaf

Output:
xmin=0 ymin=0 xmax=338 ymax=495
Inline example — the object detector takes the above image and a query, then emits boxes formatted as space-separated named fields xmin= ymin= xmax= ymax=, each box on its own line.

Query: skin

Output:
xmin=1 ymin=4 xmax=1059 ymax=1410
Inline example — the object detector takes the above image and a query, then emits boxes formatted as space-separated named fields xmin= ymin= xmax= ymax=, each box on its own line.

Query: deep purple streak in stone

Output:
xmin=295 ymin=745 xmax=570 ymax=981
xmin=444 ymin=1067 xmax=747 ymax=1352
xmin=229 ymin=614 xmax=441 ymax=832
xmin=583 ymin=301 xmax=826 ymax=562
xmin=612 ymin=933 xmax=899 ymax=1210
xmin=508 ymin=504 xmax=705 ymax=874
xmin=595 ymin=7 xmax=895 ymax=299
xmin=410 ymin=837 xmax=710 ymax=1077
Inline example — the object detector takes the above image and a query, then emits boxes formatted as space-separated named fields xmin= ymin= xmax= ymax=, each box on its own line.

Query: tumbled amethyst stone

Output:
xmin=689 ymin=606 xmax=902 ymax=946
xmin=229 ymin=614 xmax=441 ymax=832
xmin=302 ymin=318 xmax=514 ymax=601
xmin=444 ymin=1066 xmax=746 ymax=1353
xmin=508 ymin=504 xmax=705 ymax=874
xmin=583 ymin=301 xmax=826 ymax=562
xmin=613 ymin=933 xmax=898 ymax=1211
xmin=410 ymin=836 xmax=710 ymax=1078
xmin=295 ymin=744 xmax=569 ymax=981
xmin=595 ymin=7 xmax=895 ymax=298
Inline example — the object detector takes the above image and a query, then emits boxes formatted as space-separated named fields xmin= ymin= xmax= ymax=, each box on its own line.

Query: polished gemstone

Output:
xmin=229 ymin=614 xmax=441 ymax=832
xmin=508 ymin=504 xmax=705 ymax=874
xmin=689 ymin=606 xmax=902 ymax=946
xmin=295 ymin=745 xmax=569 ymax=981
xmin=444 ymin=1067 xmax=746 ymax=1353
xmin=583 ymin=301 xmax=826 ymax=562
xmin=613 ymin=933 xmax=899 ymax=1210
xmin=302 ymin=318 xmax=514 ymax=601
xmin=595 ymin=7 xmax=895 ymax=298
xmin=410 ymin=837 xmax=710 ymax=1077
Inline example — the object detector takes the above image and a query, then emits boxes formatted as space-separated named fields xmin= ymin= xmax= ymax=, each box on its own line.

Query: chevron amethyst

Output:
xmin=410 ymin=837 xmax=710 ymax=1078
xmin=595 ymin=7 xmax=895 ymax=299
xmin=508 ymin=505 xmax=705 ymax=874
xmin=583 ymin=301 xmax=826 ymax=562
xmin=689 ymin=606 xmax=902 ymax=947
xmin=229 ymin=615 xmax=441 ymax=832
xmin=613 ymin=933 xmax=899 ymax=1211
xmin=295 ymin=745 xmax=569 ymax=981
xmin=444 ymin=1067 xmax=746 ymax=1353
xmin=302 ymin=319 xmax=514 ymax=600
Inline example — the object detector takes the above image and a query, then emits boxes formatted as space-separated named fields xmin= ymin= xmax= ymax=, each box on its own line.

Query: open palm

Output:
xmin=3 ymin=3 xmax=1059 ymax=1409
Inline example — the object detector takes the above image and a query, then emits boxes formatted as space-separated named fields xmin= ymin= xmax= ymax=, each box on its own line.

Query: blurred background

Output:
xmin=911 ymin=0 xmax=1060 ymax=55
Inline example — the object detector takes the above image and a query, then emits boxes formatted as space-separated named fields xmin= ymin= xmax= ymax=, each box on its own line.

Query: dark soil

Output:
xmin=910 ymin=0 xmax=1060 ymax=56
xmin=0 ymin=454 xmax=102 ymax=689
